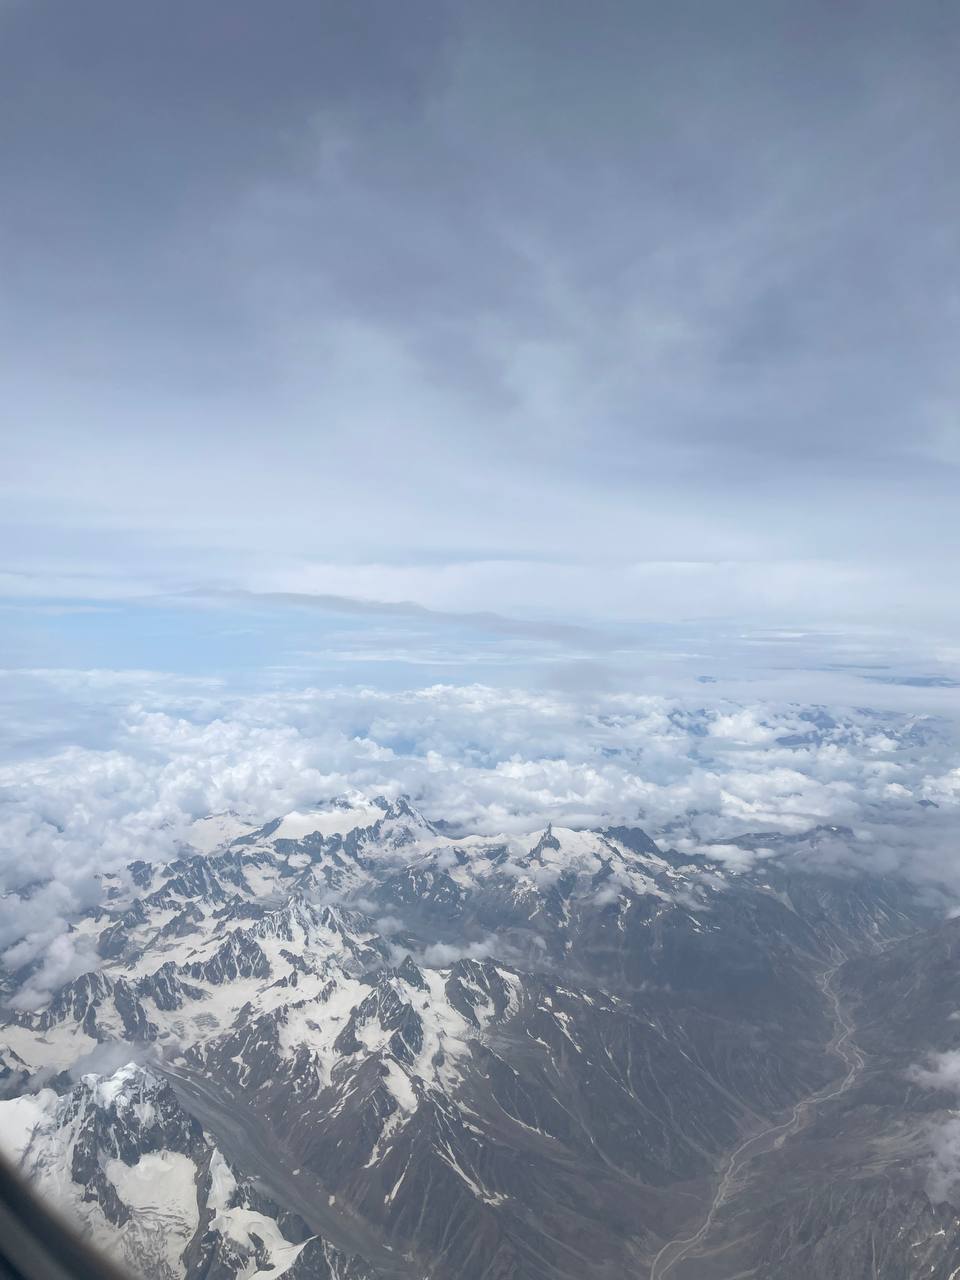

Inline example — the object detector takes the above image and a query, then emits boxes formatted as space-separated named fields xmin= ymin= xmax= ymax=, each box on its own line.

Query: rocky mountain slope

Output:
xmin=1 ymin=795 xmax=958 ymax=1279
xmin=0 ymin=1061 xmax=376 ymax=1280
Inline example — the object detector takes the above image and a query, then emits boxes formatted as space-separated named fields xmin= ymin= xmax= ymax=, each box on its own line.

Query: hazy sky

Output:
xmin=2 ymin=0 xmax=959 ymax=679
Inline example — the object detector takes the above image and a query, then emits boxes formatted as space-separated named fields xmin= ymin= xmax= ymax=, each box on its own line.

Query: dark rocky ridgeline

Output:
xmin=0 ymin=1041 xmax=31 ymax=1098
xmin=11 ymin=970 xmax=159 ymax=1042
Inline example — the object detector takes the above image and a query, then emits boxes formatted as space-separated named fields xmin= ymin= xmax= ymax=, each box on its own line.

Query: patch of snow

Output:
xmin=187 ymin=813 xmax=257 ymax=853
xmin=0 ymin=1089 xmax=58 ymax=1161
xmin=207 ymin=1147 xmax=238 ymax=1212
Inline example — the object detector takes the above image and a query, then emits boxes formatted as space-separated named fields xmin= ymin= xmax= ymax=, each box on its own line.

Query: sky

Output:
xmin=1 ymin=3 xmax=959 ymax=983
xmin=0 ymin=0 xmax=958 ymax=691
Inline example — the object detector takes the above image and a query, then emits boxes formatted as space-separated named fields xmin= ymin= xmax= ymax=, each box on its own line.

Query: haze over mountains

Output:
xmin=3 ymin=770 xmax=960 ymax=1278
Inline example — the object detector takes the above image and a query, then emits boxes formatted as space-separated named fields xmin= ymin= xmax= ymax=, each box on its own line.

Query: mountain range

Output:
xmin=2 ymin=795 xmax=959 ymax=1279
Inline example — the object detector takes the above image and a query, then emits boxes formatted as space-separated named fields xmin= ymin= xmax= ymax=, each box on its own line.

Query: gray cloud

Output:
xmin=66 ymin=1040 xmax=158 ymax=1080
xmin=0 ymin=1 xmax=957 ymax=636
xmin=908 ymin=1051 xmax=960 ymax=1204
xmin=5 ymin=928 xmax=101 ymax=1012
xmin=923 ymin=1119 xmax=960 ymax=1206
xmin=187 ymin=588 xmax=601 ymax=646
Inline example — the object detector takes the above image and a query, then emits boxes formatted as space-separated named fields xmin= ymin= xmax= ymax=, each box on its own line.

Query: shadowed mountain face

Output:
xmin=1 ymin=797 xmax=957 ymax=1279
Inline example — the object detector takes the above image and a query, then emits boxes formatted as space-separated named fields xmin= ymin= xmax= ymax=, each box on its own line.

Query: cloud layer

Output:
xmin=0 ymin=2 xmax=958 ymax=639
xmin=2 ymin=671 xmax=958 ymax=1000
